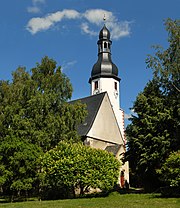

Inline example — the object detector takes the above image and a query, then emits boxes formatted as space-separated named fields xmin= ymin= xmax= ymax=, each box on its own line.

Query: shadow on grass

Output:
xmin=77 ymin=186 xmax=145 ymax=199
xmin=0 ymin=196 xmax=38 ymax=203
xmin=0 ymin=187 xmax=148 ymax=203
xmin=3 ymin=186 xmax=179 ymax=203
xmin=152 ymin=186 xmax=180 ymax=198
xmin=142 ymin=186 xmax=180 ymax=199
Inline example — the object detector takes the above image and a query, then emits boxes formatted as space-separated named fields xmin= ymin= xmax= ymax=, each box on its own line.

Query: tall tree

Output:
xmin=146 ymin=18 xmax=180 ymax=94
xmin=0 ymin=56 xmax=87 ymax=198
xmin=124 ymin=19 xmax=180 ymax=191
xmin=125 ymin=80 xmax=173 ymax=190
xmin=146 ymin=18 xmax=180 ymax=151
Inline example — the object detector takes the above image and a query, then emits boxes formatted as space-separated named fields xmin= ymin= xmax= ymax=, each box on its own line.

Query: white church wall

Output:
xmin=99 ymin=77 xmax=120 ymax=109
xmin=84 ymin=137 xmax=110 ymax=150
xmin=91 ymin=77 xmax=120 ymax=109
xmin=91 ymin=78 xmax=125 ymax=141
xmin=87 ymin=94 xmax=123 ymax=145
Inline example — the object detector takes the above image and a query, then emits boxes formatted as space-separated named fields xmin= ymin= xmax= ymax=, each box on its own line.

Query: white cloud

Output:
xmin=124 ymin=109 xmax=135 ymax=120
xmin=83 ymin=9 xmax=114 ymax=25
xmin=82 ymin=9 xmax=131 ymax=39
xmin=27 ymin=6 xmax=41 ymax=14
xmin=27 ymin=0 xmax=46 ymax=14
xmin=124 ymin=113 xmax=132 ymax=120
xmin=107 ymin=21 xmax=131 ymax=39
xmin=27 ymin=9 xmax=80 ymax=34
xmin=61 ymin=60 xmax=77 ymax=71
xmin=26 ymin=8 xmax=131 ymax=39
xmin=80 ymin=22 xmax=97 ymax=36
xmin=26 ymin=17 xmax=52 ymax=34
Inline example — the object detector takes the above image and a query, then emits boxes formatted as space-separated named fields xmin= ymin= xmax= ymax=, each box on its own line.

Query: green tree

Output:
xmin=0 ymin=56 xmax=87 ymax=198
xmin=41 ymin=141 xmax=120 ymax=199
xmin=146 ymin=18 xmax=180 ymax=93
xmin=124 ymin=19 xmax=180 ymax=191
xmin=125 ymin=80 xmax=172 ymax=190
xmin=146 ymin=18 xmax=180 ymax=152
xmin=157 ymin=151 xmax=180 ymax=187
xmin=0 ymin=136 xmax=42 ymax=200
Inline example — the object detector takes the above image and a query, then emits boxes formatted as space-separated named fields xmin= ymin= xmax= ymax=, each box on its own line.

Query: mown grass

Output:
xmin=0 ymin=192 xmax=179 ymax=208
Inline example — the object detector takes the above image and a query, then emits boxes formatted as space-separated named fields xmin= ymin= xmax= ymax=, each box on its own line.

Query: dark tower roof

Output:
xmin=89 ymin=25 xmax=120 ymax=83
xmin=99 ymin=25 xmax=110 ymax=40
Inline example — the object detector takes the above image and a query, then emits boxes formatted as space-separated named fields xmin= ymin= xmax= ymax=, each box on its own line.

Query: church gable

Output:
xmin=87 ymin=93 xmax=124 ymax=145
xmin=70 ymin=92 xmax=106 ymax=137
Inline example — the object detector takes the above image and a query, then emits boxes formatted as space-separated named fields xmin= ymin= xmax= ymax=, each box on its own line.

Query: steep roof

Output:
xmin=70 ymin=92 xmax=106 ymax=136
xmin=99 ymin=25 xmax=110 ymax=40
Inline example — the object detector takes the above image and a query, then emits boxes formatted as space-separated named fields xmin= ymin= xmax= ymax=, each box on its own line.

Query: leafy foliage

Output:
xmin=146 ymin=18 xmax=180 ymax=151
xmin=0 ymin=136 xmax=42 ymax=195
xmin=0 ymin=56 xmax=87 ymax=197
xmin=41 ymin=141 xmax=120 ymax=198
xmin=124 ymin=19 xmax=180 ymax=191
xmin=157 ymin=151 xmax=180 ymax=187
xmin=146 ymin=18 xmax=180 ymax=93
xmin=125 ymin=80 xmax=172 ymax=190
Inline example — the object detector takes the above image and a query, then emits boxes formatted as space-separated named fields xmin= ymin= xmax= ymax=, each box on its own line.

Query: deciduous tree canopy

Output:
xmin=0 ymin=56 xmax=87 ymax=197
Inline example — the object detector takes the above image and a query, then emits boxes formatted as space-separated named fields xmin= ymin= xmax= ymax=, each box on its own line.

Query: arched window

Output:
xmin=114 ymin=82 xmax=117 ymax=90
xmin=104 ymin=42 xmax=107 ymax=49
xmin=94 ymin=81 xmax=98 ymax=90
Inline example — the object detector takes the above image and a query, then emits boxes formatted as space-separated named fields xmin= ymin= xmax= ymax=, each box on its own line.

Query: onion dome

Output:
xmin=99 ymin=25 xmax=110 ymax=40
xmin=89 ymin=25 xmax=120 ymax=83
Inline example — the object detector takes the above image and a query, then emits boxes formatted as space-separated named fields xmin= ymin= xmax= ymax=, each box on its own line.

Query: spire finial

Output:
xmin=103 ymin=14 xmax=106 ymax=22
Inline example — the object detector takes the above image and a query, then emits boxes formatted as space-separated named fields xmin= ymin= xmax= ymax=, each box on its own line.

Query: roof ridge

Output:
xmin=69 ymin=91 xmax=106 ymax=103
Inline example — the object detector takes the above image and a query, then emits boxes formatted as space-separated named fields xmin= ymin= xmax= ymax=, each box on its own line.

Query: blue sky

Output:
xmin=0 ymin=0 xmax=179 ymax=123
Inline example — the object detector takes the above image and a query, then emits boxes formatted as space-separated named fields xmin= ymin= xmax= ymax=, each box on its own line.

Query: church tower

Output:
xmin=89 ymin=24 xmax=125 ymax=140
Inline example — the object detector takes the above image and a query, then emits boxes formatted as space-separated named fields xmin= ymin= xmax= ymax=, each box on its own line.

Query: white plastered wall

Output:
xmin=91 ymin=77 xmax=125 ymax=141
xmin=87 ymin=93 xmax=124 ymax=145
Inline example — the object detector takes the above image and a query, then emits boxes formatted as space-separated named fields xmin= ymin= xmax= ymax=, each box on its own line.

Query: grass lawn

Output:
xmin=0 ymin=192 xmax=179 ymax=208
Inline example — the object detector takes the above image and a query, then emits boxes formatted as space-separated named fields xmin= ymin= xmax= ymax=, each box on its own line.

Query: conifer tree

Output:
xmin=124 ymin=19 xmax=180 ymax=191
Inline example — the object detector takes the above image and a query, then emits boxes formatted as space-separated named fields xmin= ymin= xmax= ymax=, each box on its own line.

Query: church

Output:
xmin=71 ymin=24 xmax=129 ymax=187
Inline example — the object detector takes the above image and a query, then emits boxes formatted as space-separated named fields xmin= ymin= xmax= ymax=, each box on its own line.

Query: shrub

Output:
xmin=40 ymin=141 xmax=120 ymax=199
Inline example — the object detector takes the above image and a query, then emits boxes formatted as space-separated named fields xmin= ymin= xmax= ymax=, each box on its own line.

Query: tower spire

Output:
xmin=89 ymin=24 xmax=120 ymax=84
xmin=103 ymin=14 xmax=106 ymax=22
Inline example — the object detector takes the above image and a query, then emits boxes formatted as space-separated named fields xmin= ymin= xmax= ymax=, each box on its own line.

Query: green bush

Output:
xmin=157 ymin=151 xmax=180 ymax=187
xmin=40 ymin=141 xmax=120 ymax=199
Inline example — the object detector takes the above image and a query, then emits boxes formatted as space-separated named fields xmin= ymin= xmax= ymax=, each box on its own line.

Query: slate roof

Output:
xmin=70 ymin=92 xmax=106 ymax=136
xmin=99 ymin=25 xmax=110 ymax=40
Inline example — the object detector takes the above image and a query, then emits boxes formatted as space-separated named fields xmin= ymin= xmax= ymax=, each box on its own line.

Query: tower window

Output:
xmin=94 ymin=81 xmax=98 ymax=90
xmin=104 ymin=42 xmax=107 ymax=49
xmin=114 ymin=82 xmax=117 ymax=90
